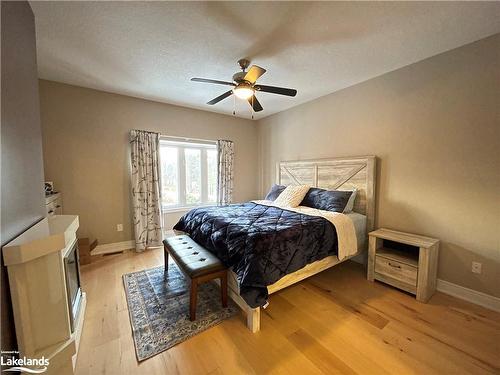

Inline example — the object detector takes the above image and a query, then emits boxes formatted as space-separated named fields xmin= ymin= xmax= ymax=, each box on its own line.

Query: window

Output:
xmin=159 ymin=138 xmax=218 ymax=210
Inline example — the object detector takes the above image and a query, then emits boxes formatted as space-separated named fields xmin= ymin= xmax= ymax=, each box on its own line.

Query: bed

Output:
xmin=175 ymin=156 xmax=376 ymax=332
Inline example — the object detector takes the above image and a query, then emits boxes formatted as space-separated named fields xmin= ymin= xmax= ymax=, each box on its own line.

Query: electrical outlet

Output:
xmin=472 ymin=261 xmax=482 ymax=274
xmin=117 ymin=224 xmax=123 ymax=232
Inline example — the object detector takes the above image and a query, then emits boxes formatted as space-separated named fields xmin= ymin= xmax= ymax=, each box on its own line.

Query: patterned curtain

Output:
xmin=130 ymin=130 xmax=163 ymax=252
xmin=217 ymin=139 xmax=234 ymax=205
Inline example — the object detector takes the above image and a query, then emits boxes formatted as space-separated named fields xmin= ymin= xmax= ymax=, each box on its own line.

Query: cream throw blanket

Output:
xmin=253 ymin=200 xmax=358 ymax=260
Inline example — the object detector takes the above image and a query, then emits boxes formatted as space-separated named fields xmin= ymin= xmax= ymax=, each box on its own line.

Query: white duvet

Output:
xmin=253 ymin=200 xmax=359 ymax=260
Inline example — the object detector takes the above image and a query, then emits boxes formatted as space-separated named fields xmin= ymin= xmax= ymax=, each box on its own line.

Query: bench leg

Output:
xmin=221 ymin=273 xmax=228 ymax=308
xmin=164 ymin=246 xmax=169 ymax=273
xmin=190 ymin=280 xmax=198 ymax=321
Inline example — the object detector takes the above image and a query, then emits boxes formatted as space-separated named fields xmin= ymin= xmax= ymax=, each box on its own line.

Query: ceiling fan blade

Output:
xmin=243 ymin=65 xmax=266 ymax=84
xmin=247 ymin=95 xmax=263 ymax=112
xmin=255 ymin=84 xmax=297 ymax=97
xmin=207 ymin=90 xmax=233 ymax=105
xmin=191 ymin=78 xmax=235 ymax=86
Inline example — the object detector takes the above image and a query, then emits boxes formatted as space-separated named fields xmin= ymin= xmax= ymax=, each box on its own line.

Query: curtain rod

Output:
xmin=132 ymin=130 xmax=231 ymax=144
xmin=160 ymin=134 xmax=219 ymax=144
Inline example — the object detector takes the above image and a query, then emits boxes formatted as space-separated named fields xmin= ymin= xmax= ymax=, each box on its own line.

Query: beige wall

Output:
xmin=39 ymin=80 xmax=259 ymax=244
xmin=1 ymin=0 xmax=47 ymax=353
xmin=258 ymin=35 xmax=500 ymax=297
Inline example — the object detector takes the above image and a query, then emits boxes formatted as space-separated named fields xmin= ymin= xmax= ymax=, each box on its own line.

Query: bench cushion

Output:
xmin=163 ymin=235 xmax=225 ymax=278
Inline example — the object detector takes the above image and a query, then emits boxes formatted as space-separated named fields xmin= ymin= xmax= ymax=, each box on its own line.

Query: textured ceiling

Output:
xmin=31 ymin=1 xmax=500 ymax=120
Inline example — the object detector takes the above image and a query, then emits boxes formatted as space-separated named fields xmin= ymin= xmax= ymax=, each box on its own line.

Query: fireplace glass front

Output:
xmin=64 ymin=240 xmax=82 ymax=332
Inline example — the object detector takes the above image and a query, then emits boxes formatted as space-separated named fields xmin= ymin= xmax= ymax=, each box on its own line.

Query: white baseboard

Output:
xmin=91 ymin=240 xmax=135 ymax=255
xmin=437 ymin=279 xmax=500 ymax=312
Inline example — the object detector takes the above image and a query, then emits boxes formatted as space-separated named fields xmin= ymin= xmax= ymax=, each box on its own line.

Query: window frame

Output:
xmin=159 ymin=137 xmax=218 ymax=212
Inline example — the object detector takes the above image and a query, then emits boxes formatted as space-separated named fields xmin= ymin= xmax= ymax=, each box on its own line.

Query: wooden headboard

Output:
xmin=276 ymin=156 xmax=376 ymax=232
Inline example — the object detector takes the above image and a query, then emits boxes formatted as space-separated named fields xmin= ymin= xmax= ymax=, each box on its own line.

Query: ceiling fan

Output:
xmin=191 ymin=59 xmax=297 ymax=113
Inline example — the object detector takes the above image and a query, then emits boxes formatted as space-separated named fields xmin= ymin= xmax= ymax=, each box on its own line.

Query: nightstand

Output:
xmin=367 ymin=228 xmax=440 ymax=302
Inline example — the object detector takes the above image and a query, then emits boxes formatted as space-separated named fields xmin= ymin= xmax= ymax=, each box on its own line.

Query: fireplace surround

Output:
xmin=2 ymin=215 xmax=86 ymax=374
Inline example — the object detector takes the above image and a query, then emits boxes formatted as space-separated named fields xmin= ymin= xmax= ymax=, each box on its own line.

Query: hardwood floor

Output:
xmin=76 ymin=248 xmax=500 ymax=375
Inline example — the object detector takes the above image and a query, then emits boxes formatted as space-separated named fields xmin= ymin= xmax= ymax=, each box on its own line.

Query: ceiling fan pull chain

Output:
xmin=233 ymin=94 xmax=236 ymax=116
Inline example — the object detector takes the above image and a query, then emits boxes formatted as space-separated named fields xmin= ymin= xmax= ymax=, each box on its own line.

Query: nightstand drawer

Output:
xmin=375 ymin=256 xmax=417 ymax=286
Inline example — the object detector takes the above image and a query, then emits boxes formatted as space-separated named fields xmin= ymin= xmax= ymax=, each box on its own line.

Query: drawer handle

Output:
xmin=388 ymin=262 xmax=401 ymax=269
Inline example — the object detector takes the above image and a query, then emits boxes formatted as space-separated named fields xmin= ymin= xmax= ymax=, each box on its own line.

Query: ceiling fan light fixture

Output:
xmin=233 ymin=85 xmax=254 ymax=100
xmin=192 ymin=60 xmax=297 ymax=112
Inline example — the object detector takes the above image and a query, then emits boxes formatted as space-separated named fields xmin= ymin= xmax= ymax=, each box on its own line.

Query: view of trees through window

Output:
xmin=160 ymin=146 xmax=178 ymax=206
xmin=185 ymin=148 xmax=201 ymax=204
xmin=159 ymin=139 xmax=217 ymax=209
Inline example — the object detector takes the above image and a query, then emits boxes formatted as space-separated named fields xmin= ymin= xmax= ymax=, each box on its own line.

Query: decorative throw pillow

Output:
xmin=264 ymin=184 xmax=286 ymax=201
xmin=274 ymin=185 xmax=310 ymax=208
xmin=342 ymin=188 xmax=357 ymax=213
xmin=300 ymin=187 xmax=353 ymax=213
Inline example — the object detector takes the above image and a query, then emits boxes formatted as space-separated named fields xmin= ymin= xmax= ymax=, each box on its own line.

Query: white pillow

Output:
xmin=274 ymin=185 xmax=310 ymax=208
xmin=342 ymin=188 xmax=357 ymax=213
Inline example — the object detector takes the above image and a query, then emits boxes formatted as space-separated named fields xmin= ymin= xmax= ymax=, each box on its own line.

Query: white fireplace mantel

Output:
xmin=2 ymin=215 xmax=82 ymax=375
xmin=3 ymin=215 xmax=79 ymax=266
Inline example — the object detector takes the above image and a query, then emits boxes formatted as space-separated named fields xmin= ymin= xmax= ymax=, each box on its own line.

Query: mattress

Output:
xmin=345 ymin=211 xmax=367 ymax=248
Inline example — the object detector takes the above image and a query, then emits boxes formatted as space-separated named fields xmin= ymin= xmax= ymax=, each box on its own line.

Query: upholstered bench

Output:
xmin=162 ymin=235 xmax=228 ymax=321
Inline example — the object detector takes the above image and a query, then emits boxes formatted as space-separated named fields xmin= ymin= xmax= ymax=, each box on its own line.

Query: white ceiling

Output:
xmin=31 ymin=1 xmax=500 ymax=120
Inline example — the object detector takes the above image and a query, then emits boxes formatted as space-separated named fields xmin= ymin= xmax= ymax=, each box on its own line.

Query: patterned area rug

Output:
xmin=123 ymin=264 xmax=238 ymax=361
